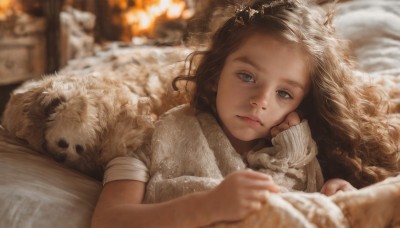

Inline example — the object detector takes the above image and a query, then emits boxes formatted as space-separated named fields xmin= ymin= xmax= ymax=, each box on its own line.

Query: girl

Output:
xmin=91 ymin=0 xmax=399 ymax=227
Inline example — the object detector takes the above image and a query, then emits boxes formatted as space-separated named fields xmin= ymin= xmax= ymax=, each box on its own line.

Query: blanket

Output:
xmin=212 ymin=174 xmax=400 ymax=228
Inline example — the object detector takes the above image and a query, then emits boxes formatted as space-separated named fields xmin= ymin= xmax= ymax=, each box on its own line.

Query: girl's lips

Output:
xmin=237 ymin=115 xmax=264 ymax=126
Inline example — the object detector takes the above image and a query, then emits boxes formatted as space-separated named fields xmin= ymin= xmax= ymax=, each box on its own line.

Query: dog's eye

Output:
xmin=75 ymin=145 xmax=84 ymax=154
xmin=44 ymin=97 xmax=64 ymax=117
xmin=57 ymin=139 xmax=69 ymax=148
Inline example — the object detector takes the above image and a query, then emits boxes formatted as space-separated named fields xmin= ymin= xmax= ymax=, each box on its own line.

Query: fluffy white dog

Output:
xmin=2 ymin=74 xmax=155 ymax=179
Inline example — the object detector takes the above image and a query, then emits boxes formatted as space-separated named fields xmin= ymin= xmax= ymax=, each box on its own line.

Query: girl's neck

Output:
xmin=230 ymin=139 xmax=257 ymax=155
xmin=216 ymin=116 xmax=259 ymax=155
xmin=223 ymin=130 xmax=259 ymax=155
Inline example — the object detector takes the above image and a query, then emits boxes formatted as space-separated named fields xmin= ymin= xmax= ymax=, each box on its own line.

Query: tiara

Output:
xmin=235 ymin=0 xmax=294 ymax=25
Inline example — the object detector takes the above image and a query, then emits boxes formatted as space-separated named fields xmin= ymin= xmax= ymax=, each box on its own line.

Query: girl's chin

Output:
xmin=221 ymin=125 xmax=268 ymax=143
xmin=231 ymin=132 xmax=265 ymax=142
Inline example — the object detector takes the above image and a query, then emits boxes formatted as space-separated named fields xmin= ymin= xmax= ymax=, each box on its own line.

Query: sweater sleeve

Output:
xmin=271 ymin=120 xmax=316 ymax=167
xmin=103 ymin=157 xmax=149 ymax=185
xmin=102 ymin=132 xmax=153 ymax=185
xmin=246 ymin=120 xmax=324 ymax=192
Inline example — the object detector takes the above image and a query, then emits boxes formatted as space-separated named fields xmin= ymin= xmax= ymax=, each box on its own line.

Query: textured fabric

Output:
xmin=333 ymin=0 xmax=400 ymax=76
xmin=211 ymin=174 xmax=400 ymax=228
xmin=103 ymin=157 xmax=149 ymax=185
xmin=0 ymin=127 xmax=102 ymax=228
xmin=140 ymin=105 xmax=323 ymax=203
xmin=247 ymin=120 xmax=324 ymax=192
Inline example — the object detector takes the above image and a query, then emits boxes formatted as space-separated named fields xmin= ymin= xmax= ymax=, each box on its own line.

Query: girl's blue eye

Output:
xmin=238 ymin=73 xmax=255 ymax=83
xmin=277 ymin=90 xmax=292 ymax=99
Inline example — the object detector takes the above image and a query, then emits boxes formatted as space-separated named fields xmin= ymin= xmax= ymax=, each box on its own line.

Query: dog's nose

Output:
xmin=57 ymin=139 xmax=69 ymax=149
xmin=75 ymin=145 xmax=84 ymax=155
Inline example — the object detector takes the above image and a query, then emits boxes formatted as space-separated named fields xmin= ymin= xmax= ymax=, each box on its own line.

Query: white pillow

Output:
xmin=333 ymin=1 xmax=400 ymax=76
xmin=0 ymin=128 xmax=101 ymax=228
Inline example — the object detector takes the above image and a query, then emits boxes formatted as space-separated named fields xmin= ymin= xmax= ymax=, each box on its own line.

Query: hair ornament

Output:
xmin=234 ymin=0 xmax=294 ymax=25
xmin=235 ymin=6 xmax=252 ymax=25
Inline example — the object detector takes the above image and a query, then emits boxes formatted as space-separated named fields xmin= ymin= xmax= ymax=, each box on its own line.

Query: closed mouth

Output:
xmin=237 ymin=115 xmax=264 ymax=126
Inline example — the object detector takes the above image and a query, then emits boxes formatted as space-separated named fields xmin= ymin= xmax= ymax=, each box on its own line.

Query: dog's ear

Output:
xmin=29 ymin=90 xmax=66 ymax=121
xmin=24 ymin=90 xmax=68 ymax=152
xmin=17 ymin=85 xmax=67 ymax=151
xmin=19 ymin=91 xmax=61 ymax=149
xmin=2 ymin=81 xmax=62 ymax=151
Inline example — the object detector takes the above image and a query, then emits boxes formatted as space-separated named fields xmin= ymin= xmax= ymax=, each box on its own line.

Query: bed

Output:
xmin=1 ymin=1 xmax=399 ymax=227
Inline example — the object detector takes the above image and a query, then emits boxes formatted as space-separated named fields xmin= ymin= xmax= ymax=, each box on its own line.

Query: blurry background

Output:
xmin=0 ymin=0 xmax=234 ymax=116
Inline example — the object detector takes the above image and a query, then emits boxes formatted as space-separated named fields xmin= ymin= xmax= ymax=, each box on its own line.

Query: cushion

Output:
xmin=0 ymin=127 xmax=101 ymax=228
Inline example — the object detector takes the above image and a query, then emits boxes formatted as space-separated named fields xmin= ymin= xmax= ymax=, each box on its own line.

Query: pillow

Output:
xmin=0 ymin=127 xmax=101 ymax=228
xmin=333 ymin=0 xmax=400 ymax=76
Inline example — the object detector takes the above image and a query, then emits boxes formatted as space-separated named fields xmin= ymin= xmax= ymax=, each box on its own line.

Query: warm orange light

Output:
xmin=0 ymin=0 xmax=12 ymax=10
xmin=0 ymin=0 xmax=22 ymax=20
xmin=121 ymin=0 xmax=192 ymax=37
xmin=0 ymin=0 xmax=13 ymax=20
xmin=125 ymin=8 xmax=155 ymax=35
xmin=166 ymin=1 xmax=185 ymax=19
xmin=109 ymin=0 xmax=128 ymax=9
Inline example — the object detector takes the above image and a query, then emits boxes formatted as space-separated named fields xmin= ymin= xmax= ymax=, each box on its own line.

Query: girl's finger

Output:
xmin=321 ymin=184 xmax=337 ymax=196
xmin=242 ymin=179 xmax=280 ymax=193
xmin=263 ymin=183 xmax=280 ymax=193
xmin=277 ymin=123 xmax=290 ymax=132
xmin=286 ymin=112 xmax=301 ymax=126
xmin=247 ymin=201 xmax=263 ymax=211
xmin=271 ymin=123 xmax=290 ymax=137
xmin=241 ymin=171 xmax=281 ymax=192
xmin=270 ymin=127 xmax=280 ymax=137
xmin=248 ymin=189 xmax=270 ymax=203
xmin=340 ymin=184 xmax=357 ymax=192
xmin=242 ymin=169 xmax=273 ymax=181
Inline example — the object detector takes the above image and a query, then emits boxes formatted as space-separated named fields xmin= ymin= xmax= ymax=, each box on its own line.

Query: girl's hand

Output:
xmin=320 ymin=178 xmax=357 ymax=196
xmin=270 ymin=112 xmax=301 ymax=137
xmin=207 ymin=170 xmax=280 ymax=222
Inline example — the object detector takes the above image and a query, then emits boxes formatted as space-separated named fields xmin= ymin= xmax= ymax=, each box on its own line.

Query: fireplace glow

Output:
xmin=0 ymin=0 xmax=22 ymax=20
xmin=0 ymin=0 xmax=12 ymax=20
xmin=116 ymin=0 xmax=193 ymax=38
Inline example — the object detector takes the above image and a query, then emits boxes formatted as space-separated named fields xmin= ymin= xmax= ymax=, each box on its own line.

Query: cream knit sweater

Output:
xmin=104 ymin=105 xmax=324 ymax=203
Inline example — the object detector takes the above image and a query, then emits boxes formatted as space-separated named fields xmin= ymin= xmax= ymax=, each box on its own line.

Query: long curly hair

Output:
xmin=173 ymin=0 xmax=400 ymax=188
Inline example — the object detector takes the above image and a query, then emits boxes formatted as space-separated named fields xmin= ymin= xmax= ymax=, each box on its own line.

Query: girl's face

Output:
xmin=216 ymin=33 xmax=311 ymax=150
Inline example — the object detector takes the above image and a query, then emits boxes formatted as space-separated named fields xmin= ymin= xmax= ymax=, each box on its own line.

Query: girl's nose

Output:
xmin=250 ymin=91 xmax=270 ymax=111
xmin=251 ymin=101 xmax=267 ymax=110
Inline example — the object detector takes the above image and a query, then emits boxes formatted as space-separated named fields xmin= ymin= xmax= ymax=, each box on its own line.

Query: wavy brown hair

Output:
xmin=173 ymin=0 xmax=400 ymax=188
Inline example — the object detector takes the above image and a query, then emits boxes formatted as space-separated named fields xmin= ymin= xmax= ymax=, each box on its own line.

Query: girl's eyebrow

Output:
xmin=233 ymin=56 xmax=263 ymax=72
xmin=282 ymin=79 xmax=306 ymax=91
